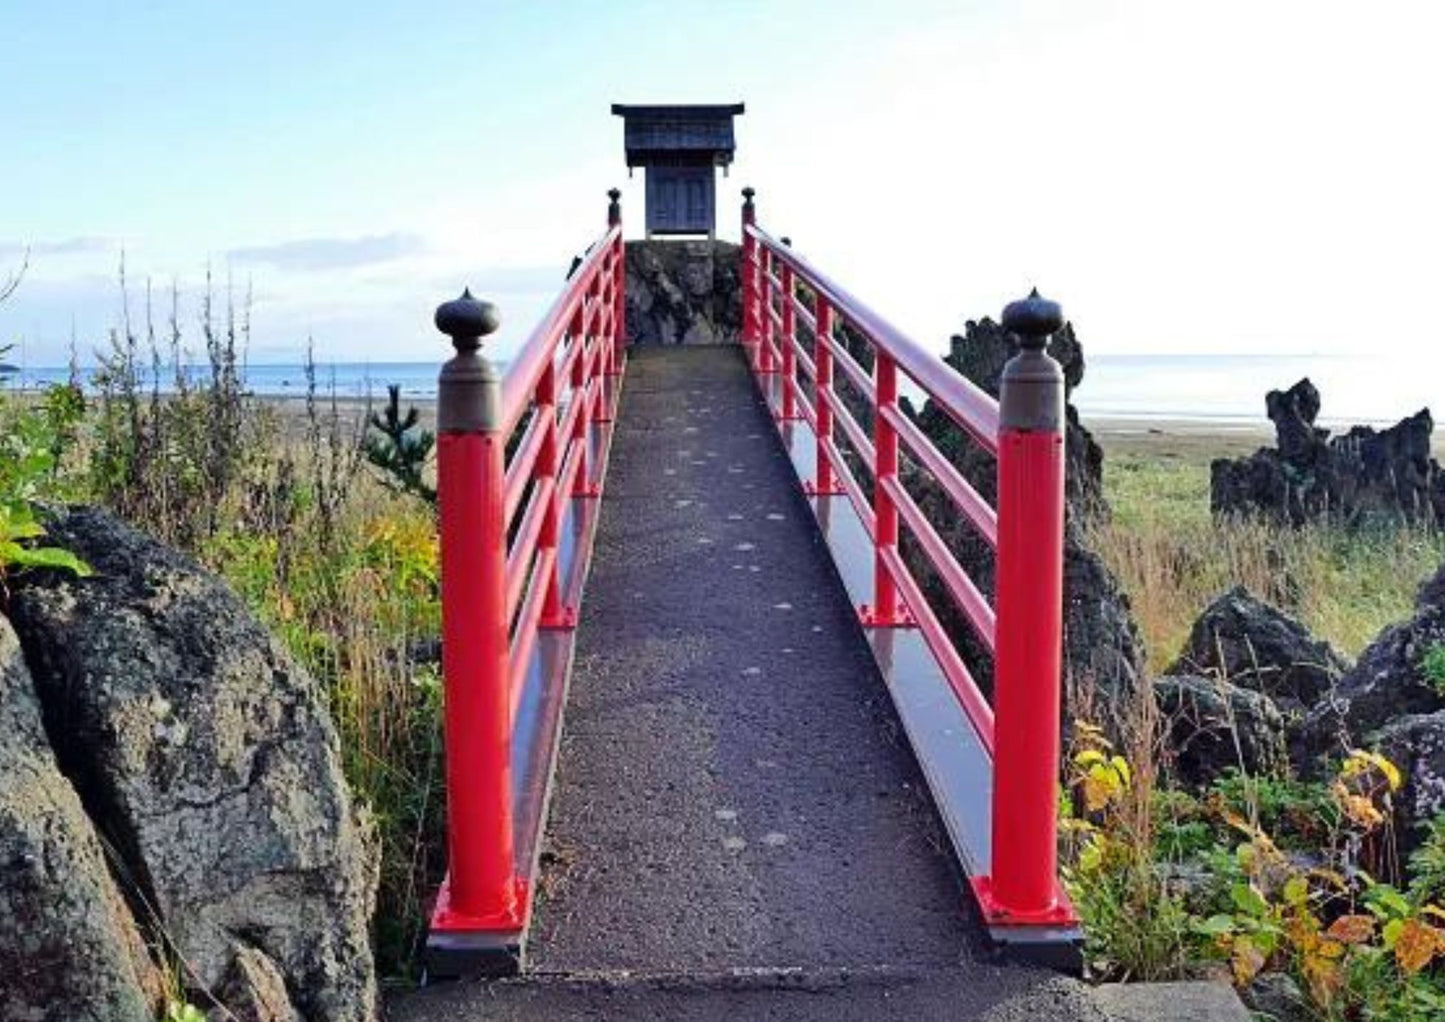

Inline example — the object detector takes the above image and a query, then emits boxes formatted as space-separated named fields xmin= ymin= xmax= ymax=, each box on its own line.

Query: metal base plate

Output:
xmin=424 ymin=929 xmax=523 ymax=979
xmin=982 ymin=921 xmax=1085 ymax=973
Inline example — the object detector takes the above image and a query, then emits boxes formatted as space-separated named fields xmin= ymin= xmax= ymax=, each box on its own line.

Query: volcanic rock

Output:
xmin=1211 ymin=378 xmax=1445 ymax=527
xmin=1 ymin=616 xmax=163 ymax=1022
xmin=1167 ymin=586 xmax=1348 ymax=714
xmin=7 ymin=507 xmax=379 ymax=1022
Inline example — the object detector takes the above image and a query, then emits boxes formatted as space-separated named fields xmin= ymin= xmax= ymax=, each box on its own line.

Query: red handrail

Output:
xmin=744 ymin=218 xmax=1001 ymax=719
xmin=741 ymin=191 xmax=1074 ymax=932
xmin=746 ymin=224 xmax=1000 ymax=454
xmin=429 ymin=192 xmax=626 ymax=941
xmin=500 ymin=222 xmax=623 ymax=436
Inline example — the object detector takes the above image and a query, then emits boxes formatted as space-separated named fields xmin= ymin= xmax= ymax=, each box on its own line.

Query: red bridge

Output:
xmin=408 ymin=189 xmax=1084 ymax=1013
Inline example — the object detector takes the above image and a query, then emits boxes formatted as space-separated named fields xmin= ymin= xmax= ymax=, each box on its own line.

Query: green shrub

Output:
xmin=0 ymin=379 xmax=91 ymax=584
xmin=1209 ymin=768 xmax=1340 ymax=851
xmin=1409 ymin=816 xmax=1445 ymax=907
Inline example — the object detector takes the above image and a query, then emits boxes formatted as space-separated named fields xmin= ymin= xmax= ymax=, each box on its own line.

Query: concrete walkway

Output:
xmin=387 ymin=347 xmax=1111 ymax=1020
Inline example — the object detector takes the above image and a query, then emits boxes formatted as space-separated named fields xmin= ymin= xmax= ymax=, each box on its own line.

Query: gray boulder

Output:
xmin=1167 ymin=586 xmax=1348 ymax=714
xmin=1155 ymin=674 xmax=1289 ymax=786
xmin=8 ymin=508 xmax=379 ymax=1021
xmin=1241 ymin=972 xmax=1312 ymax=1022
xmin=1 ymin=616 xmax=162 ymax=1022
xmin=1300 ymin=560 xmax=1445 ymax=768
xmin=210 ymin=946 xmax=305 ymax=1022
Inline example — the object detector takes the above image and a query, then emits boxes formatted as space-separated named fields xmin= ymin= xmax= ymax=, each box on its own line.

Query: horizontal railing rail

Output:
xmin=740 ymin=187 xmax=1076 ymax=939
xmin=427 ymin=190 xmax=626 ymax=963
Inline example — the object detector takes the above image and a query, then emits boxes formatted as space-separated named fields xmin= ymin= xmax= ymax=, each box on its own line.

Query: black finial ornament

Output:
xmin=607 ymin=187 xmax=621 ymax=202
xmin=1001 ymin=288 xmax=1063 ymax=350
xmin=781 ymin=236 xmax=792 ymax=248
xmin=435 ymin=289 xmax=500 ymax=353
xmin=742 ymin=186 xmax=755 ymax=206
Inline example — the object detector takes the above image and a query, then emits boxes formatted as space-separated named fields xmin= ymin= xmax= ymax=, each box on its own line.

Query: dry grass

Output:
xmin=1090 ymin=425 xmax=1445 ymax=666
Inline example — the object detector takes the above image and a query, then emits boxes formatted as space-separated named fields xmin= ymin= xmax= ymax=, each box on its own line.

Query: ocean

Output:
xmin=3 ymin=352 xmax=1442 ymax=429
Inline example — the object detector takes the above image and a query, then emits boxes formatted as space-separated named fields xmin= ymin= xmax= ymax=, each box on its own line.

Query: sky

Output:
xmin=3 ymin=0 xmax=1443 ymax=378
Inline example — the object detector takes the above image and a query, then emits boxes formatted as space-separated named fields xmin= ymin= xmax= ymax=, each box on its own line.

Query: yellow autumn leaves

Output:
xmin=1061 ymin=728 xmax=1445 ymax=1010
xmin=1332 ymin=748 xmax=1402 ymax=832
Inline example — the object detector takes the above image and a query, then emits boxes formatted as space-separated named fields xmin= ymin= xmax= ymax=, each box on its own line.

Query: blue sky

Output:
xmin=3 ymin=1 xmax=1443 ymax=379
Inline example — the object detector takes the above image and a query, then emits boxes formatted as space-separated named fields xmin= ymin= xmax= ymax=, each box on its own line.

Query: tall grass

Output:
xmin=1092 ymin=452 xmax=1445 ymax=664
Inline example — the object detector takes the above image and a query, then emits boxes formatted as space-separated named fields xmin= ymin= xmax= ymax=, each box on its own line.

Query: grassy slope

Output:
xmin=1091 ymin=423 xmax=1445 ymax=664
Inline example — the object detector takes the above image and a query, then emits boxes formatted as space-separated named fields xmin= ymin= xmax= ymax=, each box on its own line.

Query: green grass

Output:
xmin=1093 ymin=450 xmax=1445 ymax=664
xmin=1424 ymin=644 xmax=1445 ymax=696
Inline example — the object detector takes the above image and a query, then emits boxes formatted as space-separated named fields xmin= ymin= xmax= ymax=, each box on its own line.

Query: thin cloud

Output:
xmin=229 ymin=233 xmax=426 ymax=271
xmin=0 ymin=237 xmax=114 ymax=258
xmin=427 ymin=264 xmax=573 ymax=297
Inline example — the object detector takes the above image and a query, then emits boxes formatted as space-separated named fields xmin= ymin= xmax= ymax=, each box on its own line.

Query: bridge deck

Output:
xmin=534 ymin=345 xmax=966 ymax=971
xmin=392 ymin=347 xmax=1105 ymax=1019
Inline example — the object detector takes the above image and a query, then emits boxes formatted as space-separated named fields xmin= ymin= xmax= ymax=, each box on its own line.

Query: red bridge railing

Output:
xmin=426 ymin=183 xmax=1076 ymax=971
xmin=427 ymin=191 xmax=625 ymax=971
xmin=741 ymin=189 xmax=1077 ymax=943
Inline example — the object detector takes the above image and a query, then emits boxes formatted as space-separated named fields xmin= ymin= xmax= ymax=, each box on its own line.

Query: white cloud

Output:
xmin=229 ymin=233 xmax=427 ymax=271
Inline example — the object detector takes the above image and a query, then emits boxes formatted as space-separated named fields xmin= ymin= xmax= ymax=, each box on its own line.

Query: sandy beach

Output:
xmin=1092 ymin=415 xmax=1445 ymax=465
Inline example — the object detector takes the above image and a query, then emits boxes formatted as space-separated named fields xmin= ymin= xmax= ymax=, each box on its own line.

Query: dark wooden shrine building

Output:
xmin=611 ymin=103 xmax=745 ymax=240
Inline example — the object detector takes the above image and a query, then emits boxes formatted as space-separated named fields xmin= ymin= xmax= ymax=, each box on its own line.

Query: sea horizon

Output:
xmin=4 ymin=351 xmax=1442 ymax=430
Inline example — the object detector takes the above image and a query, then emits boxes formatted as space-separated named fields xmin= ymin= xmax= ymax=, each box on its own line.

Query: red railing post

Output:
xmin=741 ymin=187 xmax=758 ymax=368
xmin=588 ymin=270 xmax=609 ymax=428
xmin=431 ymin=290 xmax=523 ymax=934
xmin=862 ymin=352 xmax=907 ymax=626
xmin=571 ymin=303 xmax=601 ymax=499
xmin=778 ymin=239 xmax=799 ymax=420
xmin=595 ymin=247 xmax=616 ymax=425
xmin=608 ymin=188 xmax=626 ymax=377
xmin=538 ymin=354 xmax=563 ymax=625
xmin=982 ymin=288 xmax=1071 ymax=924
xmin=760 ymin=247 xmax=777 ymax=375
xmin=809 ymin=297 xmax=842 ymax=496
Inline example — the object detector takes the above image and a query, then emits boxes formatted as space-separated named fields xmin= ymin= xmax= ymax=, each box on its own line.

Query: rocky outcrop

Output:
xmin=1167 ymin=586 xmax=1348 ymax=714
xmin=1155 ymin=674 xmax=1289 ymax=785
xmin=6 ymin=508 xmax=378 ymax=1022
xmin=1242 ymin=972 xmax=1312 ymax=1022
xmin=1155 ymin=588 xmax=1355 ymax=786
xmin=1300 ymin=561 xmax=1445 ymax=767
xmin=906 ymin=317 xmax=1145 ymax=733
xmin=624 ymin=240 xmax=741 ymax=346
xmin=2 ymin=617 xmax=163 ymax=1022
xmin=1211 ymin=378 xmax=1445 ymax=527
xmin=920 ymin=318 xmax=1106 ymax=521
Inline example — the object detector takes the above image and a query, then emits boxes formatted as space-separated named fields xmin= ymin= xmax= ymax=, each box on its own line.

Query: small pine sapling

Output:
xmin=364 ymin=385 xmax=436 ymax=505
